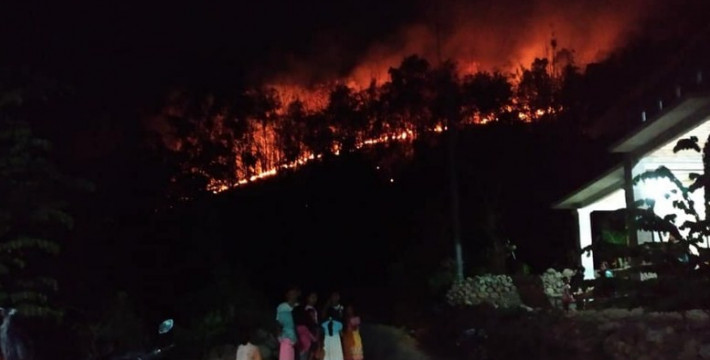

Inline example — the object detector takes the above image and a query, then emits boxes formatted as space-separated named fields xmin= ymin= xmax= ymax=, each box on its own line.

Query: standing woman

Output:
xmin=321 ymin=308 xmax=344 ymax=360
xmin=342 ymin=305 xmax=364 ymax=360
xmin=303 ymin=292 xmax=321 ymax=360
xmin=276 ymin=287 xmax=300 ymax=346
xmin=294 ymin=306 xmax=316 ymax=360
xmin=321 ymin=292 xmax=344 ymax=323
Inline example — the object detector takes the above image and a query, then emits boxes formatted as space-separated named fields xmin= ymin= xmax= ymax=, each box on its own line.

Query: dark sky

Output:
xmin=1 ymin=0 xmax=419 ymax=89
xmin=4 ymin=1 xmax=706 ymax=92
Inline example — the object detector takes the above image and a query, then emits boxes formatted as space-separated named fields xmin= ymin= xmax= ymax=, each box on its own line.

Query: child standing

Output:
xmin=561 ymin=276 xmax=574 ymax=311
xmin=236 ymin=328 xmax=263 ymax=360
xmin=321 ymin=308 xmax=344 ymax=360
xmin=279 ymin=325 xmax=296 ymax=360
xmin=294 ymin=304 xmax=317 ymax=360
xmin=342 ymin=305 xmax=363 ymax=360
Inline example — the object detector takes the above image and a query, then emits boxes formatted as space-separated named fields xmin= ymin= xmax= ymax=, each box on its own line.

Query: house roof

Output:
xmin=554 ymin=93 xmax=710 ymax=210
xmin=553 ymin=165 xmax=624 ymax=209
xmin=611 ymin=93 xmax=710 ymax=154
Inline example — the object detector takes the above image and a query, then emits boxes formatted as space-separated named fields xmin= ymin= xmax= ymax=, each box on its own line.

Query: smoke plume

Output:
xmin=269 ymin=0 xmax=663 ymax=89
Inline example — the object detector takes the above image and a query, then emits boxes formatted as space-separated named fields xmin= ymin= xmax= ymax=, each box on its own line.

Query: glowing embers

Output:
xmin=207 ymin=129 xmax=417 ymax=193
xmin=433 ymin=124 xmax=447 ymax=133
xmin=516 ymin=106 xmax=559 ymax=122
xmin=270 ymin=83 xmax=331 ymax=113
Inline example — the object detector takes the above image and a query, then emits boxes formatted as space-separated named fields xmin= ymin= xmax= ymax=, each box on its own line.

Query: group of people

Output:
xmin=275 ymin=287 xmax=363 ymax=360
xmin=233 ymin=287 xmax=364 ymax=360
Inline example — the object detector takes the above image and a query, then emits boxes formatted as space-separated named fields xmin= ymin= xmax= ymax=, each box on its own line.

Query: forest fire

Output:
xmin=153 ymin=58 xmax=567 ymax=194
xmin=153 ymin=0 xmax=659 ymax=195
xmin=270 ymin=83 xmax=331 ymax=114
xmin=205 ymin=128 xmax=417 ymax=193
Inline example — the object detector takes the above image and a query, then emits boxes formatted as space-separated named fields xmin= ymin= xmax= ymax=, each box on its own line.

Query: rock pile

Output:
xmin=446 ymin=269 xmax=578 ymax=309
xmin=446 ymin=275 xmax=521 ymax=308
xmin=539 ymin=268 xmax=575 ymax=307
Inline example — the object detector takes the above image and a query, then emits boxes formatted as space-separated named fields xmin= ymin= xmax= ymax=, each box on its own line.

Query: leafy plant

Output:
xmin=73 ymin=292 xmax=149 ymax=360
xmin=0 ymin=76 xmax=91 ymax=317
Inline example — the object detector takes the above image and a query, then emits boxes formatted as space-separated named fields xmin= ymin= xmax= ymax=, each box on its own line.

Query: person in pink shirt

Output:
xmin=304 ymin=292 xmax=319 ymax=325
xmin=294 ymin=305 xmax=317 ymax=360
xmin=278 ymin=325 xmax=296 ymax=360
xmin=296 ymin=322 xmax=317 ymax=360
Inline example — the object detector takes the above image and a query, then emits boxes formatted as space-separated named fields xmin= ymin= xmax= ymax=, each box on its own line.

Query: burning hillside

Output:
xmin=150 ymin=0 xmax=668 ymax=195
xmin=153 ymin=56 xmax=564 ymax=194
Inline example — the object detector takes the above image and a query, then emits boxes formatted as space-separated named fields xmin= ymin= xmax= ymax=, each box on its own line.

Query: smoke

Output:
xmin=268 ymin=0 xmax=664 ymax=89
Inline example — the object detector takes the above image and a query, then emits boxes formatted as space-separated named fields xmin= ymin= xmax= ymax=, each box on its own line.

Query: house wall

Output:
xmin=631 ymin=116 xmax=710 ymax=246
xmin=577 ymin=189 xmax=627 ymax=279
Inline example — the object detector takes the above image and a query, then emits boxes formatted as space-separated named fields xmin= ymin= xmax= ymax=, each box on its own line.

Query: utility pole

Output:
xmin=449 ymin=123 xmax=464 ymax=281
xmin=435 ymin=8 xmax=463 ymax=282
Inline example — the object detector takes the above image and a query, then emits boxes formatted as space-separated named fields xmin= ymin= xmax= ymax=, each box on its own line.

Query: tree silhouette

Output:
xmin=0 ymin=75 xmax=90 ymax=316
xmin=461 ymin=71 xmax=513 ymax=122
xmin=517 ymin=58 xmax=556 ymax=120
xmin=383 ymin=55 xmax=434 ymax=136
xmin=277 ymin=100 xmax=308 ymax=163
xmin=245 ymin=87 xmax=281 ymax=173
xmin=326 ymin=84 xmax=367 ymax=153
xmin=358 ymin=80 xmax=383 ymax=140
xmin=162 ymin=90 xmax=239 ymax=191
xmin=430 ymin=60 xmax=464 ymax=128
xmin=303 ymin=110 xmax=334 ymax=157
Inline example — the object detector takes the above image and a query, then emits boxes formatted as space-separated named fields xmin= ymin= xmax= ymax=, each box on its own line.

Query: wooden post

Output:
xmin=624 ymin=155 xmax=638 ymax=247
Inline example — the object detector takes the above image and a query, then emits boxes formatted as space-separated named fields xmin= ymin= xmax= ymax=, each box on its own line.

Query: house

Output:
xmin=554 ymin=91 xmax=710 ymax=280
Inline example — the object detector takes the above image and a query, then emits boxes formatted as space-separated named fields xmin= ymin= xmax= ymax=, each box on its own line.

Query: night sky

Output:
xmin=2 ymin=0 xmax=695 ymax=91
xmin=1 ymin=1 xmax=417 ymax=89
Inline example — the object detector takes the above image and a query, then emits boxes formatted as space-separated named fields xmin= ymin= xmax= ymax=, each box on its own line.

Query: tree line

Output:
xmin=152 ymin=53 xmax=583 ymax=195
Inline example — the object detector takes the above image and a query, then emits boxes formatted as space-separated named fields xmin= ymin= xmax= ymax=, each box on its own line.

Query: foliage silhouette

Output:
xmin=0 ymin=75 xmax=91 ymax=317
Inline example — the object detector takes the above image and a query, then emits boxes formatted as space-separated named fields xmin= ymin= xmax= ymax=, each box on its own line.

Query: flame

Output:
xmin=271 ymin=83 xmax=330 ymax=113
xmin=205 ymin=128 xmax=417 ymax=193
xmin=157 ymin=0 xmax=652 ymax=194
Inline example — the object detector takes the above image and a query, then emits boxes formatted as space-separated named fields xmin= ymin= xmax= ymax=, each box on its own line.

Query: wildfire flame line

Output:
xmin=195 ymin=103 xmax=556 ymax=194
xmin=207 ymin=128 xmax=421 ymax=193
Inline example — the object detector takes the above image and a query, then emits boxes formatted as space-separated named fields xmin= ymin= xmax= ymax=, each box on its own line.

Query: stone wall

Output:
xmin=445 ymin=269 xmax=575 ymax=309
xmin=446 ymin=275 xmax=522 ymax=308
xmin=479 ymin=308 xmax=710 ymax=360
xmin=558 ymin=308 xmax=710 ymax=360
